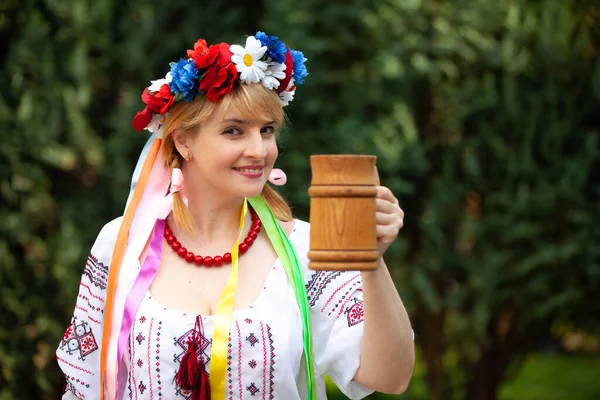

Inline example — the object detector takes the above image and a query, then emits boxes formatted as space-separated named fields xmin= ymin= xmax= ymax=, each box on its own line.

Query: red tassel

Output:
xmin=196 ymin=360 xmax=211 ymax=400
xmin=176 ymin=340 xmax=199 ymax=389
xmin=175 ymin=316 xmax=211 ymax=399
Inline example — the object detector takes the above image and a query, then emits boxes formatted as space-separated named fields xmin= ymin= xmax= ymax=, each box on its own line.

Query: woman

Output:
xmin=57 ymin=32 xmax=414 ymax=400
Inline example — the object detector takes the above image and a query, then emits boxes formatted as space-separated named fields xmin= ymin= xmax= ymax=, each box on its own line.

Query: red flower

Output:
xmin=205 ymin=61 xmax=237 ymax=102
xmin=276 ymin=50 xmax=295 ymax=94
xmin=198 ymin=43 xmax=236 ymax=102
xmin=214 ymin=42 xmax=234 ymax=67
xmin=132 ymin=106 xmax=153 ymax=131
xmin=187 ymin=38 xmax=209 ymax=58
xmin=188 ymin=39 xmax=219 ymax=70
xmin=141 ymin=84 xmax=174 ymax=115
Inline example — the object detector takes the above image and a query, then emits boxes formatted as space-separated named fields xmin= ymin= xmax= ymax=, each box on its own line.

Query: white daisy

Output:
xmin=278 ymin=78 xmax=296 ymax=106
xmin=230 ymin=36 xmax=268 ymax=84
xmin=262 ymin=59 xmax=287 ymax=90
xmin=145 ymin=113 xmax=166 ymax=138
xmin=148 ymin=72 xmax=173 ymax=93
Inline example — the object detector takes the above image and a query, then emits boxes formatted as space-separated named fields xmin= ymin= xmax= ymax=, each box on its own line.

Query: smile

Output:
xmin=233 ymin=166 xmax=265 ymax=179
xmin=234 ymin=168 xmax=263 ymax=173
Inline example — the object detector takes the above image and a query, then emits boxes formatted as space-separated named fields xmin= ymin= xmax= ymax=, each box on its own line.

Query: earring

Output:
xmin=184 ymin=153 xmax=192 ymax=161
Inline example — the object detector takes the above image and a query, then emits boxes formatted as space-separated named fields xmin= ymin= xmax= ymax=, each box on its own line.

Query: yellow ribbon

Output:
xmin=209 ymin=198 xmax=248 ymax=400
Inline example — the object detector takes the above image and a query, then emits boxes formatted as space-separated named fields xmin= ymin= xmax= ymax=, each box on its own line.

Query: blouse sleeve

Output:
xmin=292 ymin=220 xmax=374 ymax=400
xmin=56 ymin=217 xmax=122 ymax=399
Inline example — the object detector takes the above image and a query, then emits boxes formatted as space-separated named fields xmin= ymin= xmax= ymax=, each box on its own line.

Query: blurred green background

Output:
xmin=1 ymin=0 xmax=600 ymax=399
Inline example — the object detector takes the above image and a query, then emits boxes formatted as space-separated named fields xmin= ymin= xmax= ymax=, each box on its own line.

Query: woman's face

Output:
xmin=174 ymin=102 xmax=280 ymax=200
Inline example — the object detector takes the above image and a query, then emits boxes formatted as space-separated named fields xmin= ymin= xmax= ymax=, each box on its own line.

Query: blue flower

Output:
xmin=290 ymin=49 xmax=308 ymax=85
xmin=169 ymin=59 xmax=199 ymax=102
xmin=255 ymin=31 xmax=287 ymax=64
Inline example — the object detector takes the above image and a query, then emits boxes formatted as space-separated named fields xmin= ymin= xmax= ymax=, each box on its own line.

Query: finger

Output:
xmin=376 ymin=211 xmax=398 ymax=226
xmin=376 ymin=198 xmax=404 ymax=217
xmin=376 ymin=224 xmax=400 ymax=242
xmin=377 ymin=186 xmax=399 ymax=205
xmin=376 ymin=213 xmax=404 ymax=232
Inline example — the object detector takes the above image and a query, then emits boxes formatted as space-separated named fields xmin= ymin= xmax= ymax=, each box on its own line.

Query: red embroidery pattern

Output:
xmin=128 ymin=318 xmax=139 ymax=400
xmin=305 ymin=271 xmax=342 ymax=306
xmin=129 ymin=317 xmax=164 ymax=400
xmin=336 ymin=286 xmax=363 ymax=319
xmin=266 ymin=324 xmax=275 ymax=399
xmin=345 ymin=297 xmax=365 ymax=327
xmin=78 ymin=331 xmax=98 ymax=357
xmin=228 ymin=340 xmax=234 ymax=400
xmin=246 ymin=382 xmax=260 ymax=396
xmin=56 ymin=358 xmax=93 ymax=375
xmin=322 ymin=275 xmax=360 ymax=314
xmin=260 ymin=322 xmax=275 ymax=399
xmin=156 ymin=321 xmax=163 ymax=399
xmin=261 ymin=323 xmax=267 ymax=400
xmin=147 ymin=318 xmax=154 ymax=398
xmin=63 ymin=375 xmax=87 ymax=397
xmin=237 ymin=320 xmax=243 ymax=399
xmin=59 ymin=318 xmax=98 ymax=360
xmin=246 ymin=332 xmax=259 ymax=347
xmin=78 ymin=292 xmax=104 ymax=315
xmin=79 ymin=282 xmax=104 ymax=302
xmin=83 ymin=254 xmax=108 ymax=290
xmin=136 ymin=333 xmax=145 ymax=345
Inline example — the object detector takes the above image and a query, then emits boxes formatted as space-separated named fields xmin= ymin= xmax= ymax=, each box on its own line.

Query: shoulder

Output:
xmin=89 ymin=216 xmax=124 ymax=259
xmin=279 ymin=218 xmax=310 ymax=266
xmin=97 ymin=216 xmax=124 ymax=243
xmin=288 ymin=218 xmax=310 ymax=249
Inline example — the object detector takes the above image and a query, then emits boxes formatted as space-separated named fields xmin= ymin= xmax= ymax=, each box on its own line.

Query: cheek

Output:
xmin=266 ymin=141 xmax=279 ymax=163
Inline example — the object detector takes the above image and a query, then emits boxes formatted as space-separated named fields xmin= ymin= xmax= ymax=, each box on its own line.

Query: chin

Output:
xmin=235 ymin=183 xmax=266 ymax=199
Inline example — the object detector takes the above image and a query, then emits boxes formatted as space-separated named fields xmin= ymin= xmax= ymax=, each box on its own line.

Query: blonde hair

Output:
xmin=160 ymin=82 xmax=293 ymax=232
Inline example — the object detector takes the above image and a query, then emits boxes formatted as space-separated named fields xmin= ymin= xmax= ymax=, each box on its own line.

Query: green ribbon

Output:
xmin=248 ymin=195 xmax=317 ymax=400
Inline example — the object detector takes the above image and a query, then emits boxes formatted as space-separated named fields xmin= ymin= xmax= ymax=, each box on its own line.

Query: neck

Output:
xmin=168 ymin=165 xmax=254 ymax=247
xmin=184 ymin=189 xmax=248 ymax=242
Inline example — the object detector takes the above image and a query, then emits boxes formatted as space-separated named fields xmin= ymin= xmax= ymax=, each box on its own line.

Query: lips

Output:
xmin=233 ymin=165 xmax=264 ymax=172
xmin=232 ymin=165 xmax=265 ymax=178
xmin=233 ymin=167 xmax=263 ymax=173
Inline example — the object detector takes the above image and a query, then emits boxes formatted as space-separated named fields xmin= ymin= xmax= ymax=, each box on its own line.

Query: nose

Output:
xmin=244 ymin=130 xmax=268 ymax=159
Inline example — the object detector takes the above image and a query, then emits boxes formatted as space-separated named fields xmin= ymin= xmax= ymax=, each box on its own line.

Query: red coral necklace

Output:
xmin=164 ymin=207 xmax=261 ymax=267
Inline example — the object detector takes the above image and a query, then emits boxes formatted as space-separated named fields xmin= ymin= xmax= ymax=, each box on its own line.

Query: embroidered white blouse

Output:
xmin=57 ymin=218 xmax=374 ymax=400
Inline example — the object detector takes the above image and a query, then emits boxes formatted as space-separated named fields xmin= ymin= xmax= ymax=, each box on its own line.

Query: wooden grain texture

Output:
xmin=309 ymin=155 xmax=378 ymax=185
xmin=308 ymin=155 xmax=379 ymax=271
xmin=309 ymin=197 xmax=376 ymax=250
xmin=308 ymin=185 xmax=378 ymax=197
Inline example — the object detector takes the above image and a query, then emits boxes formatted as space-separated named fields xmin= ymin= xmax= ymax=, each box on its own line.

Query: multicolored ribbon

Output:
xmin=102 ymin=135 xmax=316 ymax=399
xmin=209 ymin=195 xmax=317 ymax=400
xmin=100 ymin=138 xmax=161 ymax=400
xmin=248 ymin=195 xmax=317 ymax=400
xmin=209 ymin=199 xmax=248 ymax=399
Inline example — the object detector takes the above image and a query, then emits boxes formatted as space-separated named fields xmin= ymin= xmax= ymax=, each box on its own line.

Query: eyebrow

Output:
xmin=221 ymin=118 xmax=278 ymax=126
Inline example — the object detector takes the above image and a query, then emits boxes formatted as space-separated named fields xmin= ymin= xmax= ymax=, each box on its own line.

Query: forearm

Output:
xmin=354 ymin=258 xmax=415 ymax=393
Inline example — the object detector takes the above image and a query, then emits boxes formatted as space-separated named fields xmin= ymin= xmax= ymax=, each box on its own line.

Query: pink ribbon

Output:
xmin=115 ymin=218 xmax=165 ymax=397
xmin=170 ymin=168 xmax=184 ymax=192
xmin=156 ymin=168 xmax=188 ymax=219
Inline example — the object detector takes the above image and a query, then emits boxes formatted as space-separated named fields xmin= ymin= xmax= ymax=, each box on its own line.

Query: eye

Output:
xmin=223 ymin=127 xmax=242 ymax=136
xmin=261 ymin=126 xmax=277 ymax=135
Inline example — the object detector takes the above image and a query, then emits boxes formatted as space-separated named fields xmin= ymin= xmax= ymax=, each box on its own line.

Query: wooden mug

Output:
xmin=307 ymin=155 xmax=380 ymax=271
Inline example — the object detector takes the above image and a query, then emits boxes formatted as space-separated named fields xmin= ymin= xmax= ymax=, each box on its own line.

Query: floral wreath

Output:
xmin=132 ymin=32 xmax=308 ymax=137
